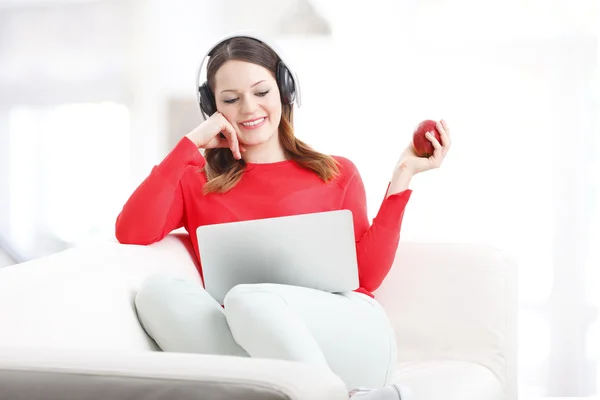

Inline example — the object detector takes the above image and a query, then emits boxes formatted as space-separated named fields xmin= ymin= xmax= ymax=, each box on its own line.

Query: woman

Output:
xmin=115 ymin=33 xmax=451 ymax=399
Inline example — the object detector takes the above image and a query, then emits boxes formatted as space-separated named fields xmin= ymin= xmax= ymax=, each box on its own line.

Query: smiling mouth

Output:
xmin=240 ymin=117 xmax=266 ymax=129
xmin=241 ymin=117 xmax=265 ymax=126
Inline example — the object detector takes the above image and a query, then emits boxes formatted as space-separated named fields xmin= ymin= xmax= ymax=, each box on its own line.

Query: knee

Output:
xmin=135 ymin=274 xmax=188 ymax=310
xmin=223 ymin=284 xmax=256 ymax=311
xmin=137 ymin=273 xmax=178 ymax=295
xmin=224 ymin=283 xmax=286 ymax=314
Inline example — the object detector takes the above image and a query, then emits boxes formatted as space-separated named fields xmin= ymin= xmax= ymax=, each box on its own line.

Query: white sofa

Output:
xmin=0 ymin=233 xmax=517 ymax=400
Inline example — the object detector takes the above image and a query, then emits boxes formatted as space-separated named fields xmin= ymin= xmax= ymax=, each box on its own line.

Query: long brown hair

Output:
xmin=202 ymin=37 xmax=340 ymax=194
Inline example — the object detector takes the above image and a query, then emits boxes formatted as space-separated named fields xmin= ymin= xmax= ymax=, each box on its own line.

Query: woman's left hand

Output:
xmin=395 ymin=119 xmax=451 ymax=175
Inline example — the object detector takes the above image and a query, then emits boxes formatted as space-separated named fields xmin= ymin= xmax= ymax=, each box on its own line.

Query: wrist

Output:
xmin=185 ymin=133 xmax=202 ymax=149
xmin=387 ymin=165 xmax=414 ymax=197
xmin=392 ymin=162 xmax=415 ymax=180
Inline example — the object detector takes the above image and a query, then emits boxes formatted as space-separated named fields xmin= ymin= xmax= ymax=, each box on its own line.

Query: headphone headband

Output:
xmin=195 ymin=31 xmax=302 ymax=119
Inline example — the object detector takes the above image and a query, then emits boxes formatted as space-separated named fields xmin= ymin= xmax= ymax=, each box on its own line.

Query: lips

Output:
xmin=240 ymin=117 xmax=265 ymax=126
xmin=239 ymin=117 xmax=267 ymax=130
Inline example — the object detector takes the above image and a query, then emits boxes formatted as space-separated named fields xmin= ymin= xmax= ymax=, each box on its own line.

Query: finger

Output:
xmin=218 ymin=117 xmax=241 ymax=159
xmin=426 ymin=131 xmax=443 ymax=164
xmin=225 ymin=127 xmax=240 ymax=159
xmin=440 ymin=119 xmax=451 ymax=147
xmin=436 ymin=120 xmax=451 ymax=151
xmin=426 ymin=131 xmax=442 ymax=150
xmin=227 ymin=122 xmax=243 ymax=159
xmin=441 ymin=119 xmax=450 ymax=135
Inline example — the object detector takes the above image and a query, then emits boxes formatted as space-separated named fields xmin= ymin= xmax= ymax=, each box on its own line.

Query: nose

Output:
xmin=240 ymin=94 xmax=258 ymax=114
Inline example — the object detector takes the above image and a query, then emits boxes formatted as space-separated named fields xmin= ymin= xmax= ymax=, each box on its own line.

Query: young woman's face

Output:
xmin=214 ymin=60 xmax=282 ymax=147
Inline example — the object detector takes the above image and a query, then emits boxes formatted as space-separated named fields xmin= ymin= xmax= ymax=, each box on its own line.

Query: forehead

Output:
xmin=214 ymin=60 xmax=275 ymax=91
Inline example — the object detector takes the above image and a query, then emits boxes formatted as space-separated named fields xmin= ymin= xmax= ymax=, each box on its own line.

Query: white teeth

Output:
xmin=241 ymin=117 xmax=265 ymax=127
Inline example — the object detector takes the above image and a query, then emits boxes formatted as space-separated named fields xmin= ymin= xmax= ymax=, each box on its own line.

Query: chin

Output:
xmin=238 ymin=126 xmax=277 ymax=146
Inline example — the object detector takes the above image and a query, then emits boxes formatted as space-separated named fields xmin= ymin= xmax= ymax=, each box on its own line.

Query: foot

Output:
xmin=348 ymin=384 xmax=413 ymax=399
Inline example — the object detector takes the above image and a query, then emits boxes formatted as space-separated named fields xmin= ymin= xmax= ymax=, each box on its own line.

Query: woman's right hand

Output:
xmin=185 ymin=112 xmax=244 ymax=160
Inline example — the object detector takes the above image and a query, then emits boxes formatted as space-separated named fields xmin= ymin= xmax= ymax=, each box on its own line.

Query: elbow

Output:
xmin=364 ymin=282 xmax=382 ymax=293
xmin=114 ymin=215 xmax=157 ymax=246
xmin=114 ymin=214 xmax=132 ymax=244
xmin=115 ymin=228 xmax=137 ymax=245
xmin=357 ymin=260 xmax=393 ymax=293
xmin=356 ymin=253 xmax=396 ymax=293
xmin=358 ymin=274 xmax=384 ymax=293
xmin=114 ymin=222 xmax=138 ymax=245
xmin=115 ymin=228 xmax=160 ymax=246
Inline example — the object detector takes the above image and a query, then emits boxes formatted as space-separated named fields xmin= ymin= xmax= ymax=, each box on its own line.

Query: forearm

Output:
xmin=355 ymin=189 xmax=412 ymax=292
xmin=115 ymin=171 xmax=184 ymax=245
xmin=386 ymin=165 xmax=414 ymax=198
xmin=115 ymin=138 xmax=202 ymax=244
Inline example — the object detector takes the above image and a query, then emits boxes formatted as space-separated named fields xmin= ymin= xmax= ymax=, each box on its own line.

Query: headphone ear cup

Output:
xmin=198 ymin=82 xmax=217 ymax=117
xmin=276 ymin=61 xmax=296 ymax=105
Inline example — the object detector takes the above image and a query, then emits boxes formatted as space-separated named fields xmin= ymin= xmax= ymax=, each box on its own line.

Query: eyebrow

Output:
xmin=220 ymin=80 xmax=266 ymax=94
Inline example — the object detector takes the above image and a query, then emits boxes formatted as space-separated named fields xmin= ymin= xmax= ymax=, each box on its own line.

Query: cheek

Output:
xmin=265 ymin=97 xmax=282 ymax=120
xmin=219 ymin=108 xmax=238 ymax=123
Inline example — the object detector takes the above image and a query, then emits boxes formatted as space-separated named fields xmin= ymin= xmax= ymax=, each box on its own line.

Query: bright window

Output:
xmin=8 ymin=102 xmax=130 ymax=257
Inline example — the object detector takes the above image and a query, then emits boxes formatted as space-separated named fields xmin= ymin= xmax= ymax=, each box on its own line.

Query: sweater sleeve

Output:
xmin=342 ymin=168 xmax=412 ymax=293
xmin=115 ymin=137 xmax=205 ymax=245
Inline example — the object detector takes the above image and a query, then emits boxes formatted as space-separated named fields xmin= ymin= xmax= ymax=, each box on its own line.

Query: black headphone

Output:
xmin=196 ymin=32 xmax=302 ymax=120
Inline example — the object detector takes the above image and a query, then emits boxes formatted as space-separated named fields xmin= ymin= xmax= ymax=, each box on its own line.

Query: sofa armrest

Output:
xmin=374 ymin=242 xmax=518 ymax=400
xmin=0 ymin=346 xmax=348 ymax=400
xmin=0 ymin=233 xmax=201 ymax=351
xmin=77 ymin=231 xmax=202 ymax=287
xmin=4 ymin=232 xmax=201 ymax=288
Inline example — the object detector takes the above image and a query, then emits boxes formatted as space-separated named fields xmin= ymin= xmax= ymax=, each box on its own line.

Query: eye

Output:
xmin=223 ymin=98 xmax=238 ymax=104
xmin=256 ymin=90 xmax=270 ymax=97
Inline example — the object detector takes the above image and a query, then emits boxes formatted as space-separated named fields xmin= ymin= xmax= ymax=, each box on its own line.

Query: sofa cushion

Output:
xmin=393 ymin=360 xmax=503 ymax=400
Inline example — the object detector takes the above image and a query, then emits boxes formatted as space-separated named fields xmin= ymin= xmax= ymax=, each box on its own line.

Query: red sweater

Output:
xmin=115 ymin=137 xmax=412 ymax=296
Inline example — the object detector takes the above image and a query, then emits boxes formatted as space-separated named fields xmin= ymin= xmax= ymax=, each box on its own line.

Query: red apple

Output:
xmin=412 ymin=119 xmax=441 ymax=158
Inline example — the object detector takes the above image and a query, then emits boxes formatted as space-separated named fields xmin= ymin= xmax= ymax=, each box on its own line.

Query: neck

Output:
xmin=242 ymin=134 xmax=288 ymax=164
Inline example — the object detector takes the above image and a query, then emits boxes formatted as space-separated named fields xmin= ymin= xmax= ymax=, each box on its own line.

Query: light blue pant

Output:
xmin=134 ymin=274 xmax=397 ymax=390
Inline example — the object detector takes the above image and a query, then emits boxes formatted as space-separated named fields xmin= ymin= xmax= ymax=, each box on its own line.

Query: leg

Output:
xmin=223 ymin=283 xmax=396 ymax=390
xmin=134 ymin=273 xmax=248 ymax=356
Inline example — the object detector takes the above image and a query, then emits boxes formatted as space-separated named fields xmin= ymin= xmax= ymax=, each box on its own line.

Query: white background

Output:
xmin=0 ymin=0 xmax=597 ymax=397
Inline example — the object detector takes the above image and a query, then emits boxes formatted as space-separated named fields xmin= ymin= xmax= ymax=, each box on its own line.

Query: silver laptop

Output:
xmin=196 ymin=210 xmax=359 ymax=304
